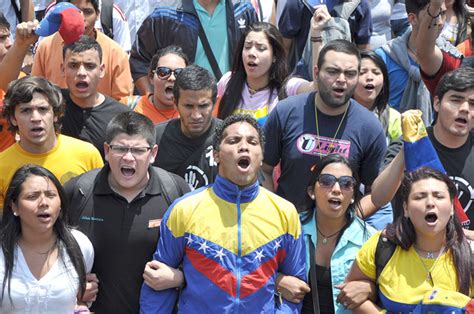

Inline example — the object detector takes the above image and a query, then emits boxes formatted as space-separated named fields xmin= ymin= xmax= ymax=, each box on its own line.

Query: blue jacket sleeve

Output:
xmin=140 ymin=204 xmax=186 ymax=313
xmin=276 ymin=230 xmax=307 ymax=313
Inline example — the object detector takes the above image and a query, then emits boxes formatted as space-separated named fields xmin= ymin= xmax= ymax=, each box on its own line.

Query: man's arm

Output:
xmin=0 ymin=20 xmax=38 ymax=91
xmin=140 ymin=205 xmax=186 ymax=313
xmin=20 ymin=0 xmax=34 ymax=22
xmin=261 ymin=163 xmax=275 ymax=192
xmin=371 ymin=150 xmax=405 ymax=208
xmin=416 ymin=0 xmax=444 ymax=77
xmin=282 ymin=37 xmax=294 ymax=64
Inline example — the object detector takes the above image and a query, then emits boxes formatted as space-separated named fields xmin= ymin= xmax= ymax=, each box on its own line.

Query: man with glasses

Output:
xmin=60 ymin=35 xmax=130 ymax=159
xmin=262 ymin=40 xmax=386 ymax=221
xmin=131 ymin=46 xmax=189 ymax=124
xmin=153 ymin=65 xmax=221 ymax=190
xmin=64 ymin=111 xmax=190 ymax=313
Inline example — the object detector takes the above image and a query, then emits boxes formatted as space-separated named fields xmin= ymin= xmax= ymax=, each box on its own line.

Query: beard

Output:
xmin=317 ymin=78 xmax=356 ymax=109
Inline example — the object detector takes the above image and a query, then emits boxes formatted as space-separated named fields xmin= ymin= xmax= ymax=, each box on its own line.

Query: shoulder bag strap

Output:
xmin=154 ymin=167 xmax=181 ymax=206
xmin=308 ymin=235 xmax=321 ymax=314
xmin=196 ymin=21 xmax=222 ymax=80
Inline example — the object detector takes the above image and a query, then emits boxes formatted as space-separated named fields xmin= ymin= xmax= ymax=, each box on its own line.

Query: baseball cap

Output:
xmin=35 ymin=2 xmax=84 ymax=44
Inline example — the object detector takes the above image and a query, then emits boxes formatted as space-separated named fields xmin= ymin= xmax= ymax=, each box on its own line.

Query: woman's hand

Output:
xmin=81 ymin=273 xmax=99 ymax=303
xmin=310 ymin=5 xmax=332 ymax=36
xmin=335 ymin=280 xmax=375 ymax=310
xmin=142 ymin=260 xmax=184 ymax=291
xmin=276 ymin=274 xmax=310 ymax=303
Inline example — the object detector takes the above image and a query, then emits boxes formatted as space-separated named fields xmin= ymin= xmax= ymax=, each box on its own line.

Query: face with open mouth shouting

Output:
xmin=242 ymin=31 xmax=274 ymax=87
xmin=62 ymin=48 xmax=105 ymax=106
xmin=150 ymin=53 xmax=187 ymax=110
xmin=434 ymin=88 xmax=474 ymax=140
xmin=12 ymin=92 xmax=58 ymax=153
xmin=404 ymin=178 xmax=453 ymax=237
xmin=12 ymin=175 xmax=61 ymax=235
xmin=105 ymin=133 xmax=157 ymax=197
xmin=354 ymin=58 xmax=383 ymax=110
xmin=316 ymin=51 xmax=359 ymax=113
xmin=310 ymin=162 xmax=355 ymax=220
xmin=214 ymin=121 xmax=263 ymax=187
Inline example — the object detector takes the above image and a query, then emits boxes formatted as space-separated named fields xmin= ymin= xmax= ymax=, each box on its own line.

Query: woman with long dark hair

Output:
xmin=353 ymin=50 xmax=401 ymax=143
xmin=0 ymin=165 xmax=94 ymax=312
xmin=217 ymin=22 xmax=312 ymax=125
xmin=347 ymin=167 xmax=473 ymax=312
xmin=440 ymin=0 xmax=468 ymax=46
xmin=277 ymin=154 xmax=375 ymax=313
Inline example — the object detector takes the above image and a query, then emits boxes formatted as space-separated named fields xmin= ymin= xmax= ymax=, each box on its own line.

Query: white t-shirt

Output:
xmin=0 ymin=229 xmax=94 ymax=313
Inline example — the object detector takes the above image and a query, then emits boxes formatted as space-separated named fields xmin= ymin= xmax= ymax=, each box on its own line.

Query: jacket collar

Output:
xmin=212 ymin=175 xmax=259 ymax=203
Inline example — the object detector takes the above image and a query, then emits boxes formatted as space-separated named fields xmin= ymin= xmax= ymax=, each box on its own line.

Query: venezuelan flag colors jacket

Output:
xmin=140 ymin=175 xmax=306 ymax=313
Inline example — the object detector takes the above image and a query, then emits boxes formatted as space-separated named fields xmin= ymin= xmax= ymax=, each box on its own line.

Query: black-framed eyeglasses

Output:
xmin=109 ymin=145 xmax=151 ymax=156
xmin=154 ymin=66 xmax=184 ymax=80
xmin=317 ymin=174 xmax=356 ymax=191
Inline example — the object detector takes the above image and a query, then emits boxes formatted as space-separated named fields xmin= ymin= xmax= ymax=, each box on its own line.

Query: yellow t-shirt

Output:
xmin=356 ymin=232 xmax=468 ymax=312
xmin=0 ymin=134 xmax=103 ymax=209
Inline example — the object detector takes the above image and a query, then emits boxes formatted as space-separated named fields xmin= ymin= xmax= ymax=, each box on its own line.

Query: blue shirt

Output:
xmin=302 ymin=210 xmax=375 ymax=313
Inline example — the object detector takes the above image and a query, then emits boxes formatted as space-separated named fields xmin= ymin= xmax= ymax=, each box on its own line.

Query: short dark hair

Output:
xmin=3 ymin=76 xmax=64 ymax=133
xmin=1 ymin=165 xmax=87 ymax=305
xmin=63 ymin=35 xmax=102 ymax=62
xmin=0 ymin=13 xmax=10 ymax=31
xmin=105 ymin=111 xmax=156 ymax=146
xmin=435 ymin=67 xmax=474 ymax=101
xmin=405 ymin=0 xmax=430 ymax=16
xmin=66 ymin=0 xmax=99 ymax=13
xmin=148 ymin=45 xmax=189 ymax=76
xmin=213 ymin=114 xmax=265 ymax=152
xmin=173 ymin=64 xmax=217 ymax=104
xmin=317 ymin=39 xmax=361 ymax=70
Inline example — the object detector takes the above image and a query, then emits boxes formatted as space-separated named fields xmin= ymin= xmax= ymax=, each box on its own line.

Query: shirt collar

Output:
xmin=212 ymin=175 xmax=260 ymax=203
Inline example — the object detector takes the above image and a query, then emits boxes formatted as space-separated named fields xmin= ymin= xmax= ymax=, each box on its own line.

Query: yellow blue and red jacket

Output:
xmin=140 ymin=175 xmax=306 ymax=313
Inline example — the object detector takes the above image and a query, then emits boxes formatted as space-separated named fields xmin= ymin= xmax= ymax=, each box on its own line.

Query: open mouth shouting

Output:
xmin=37 ymin=212 xmax=52 ymax=223
xmin=364 ymin=83 xmax=375 ymax=92
xmin=75 ymin=81 xmax=90 ymax=93
xmin=30 ymin=126 xmax=45 ymax=137
xmin=328 ymin=197 xmax=343 ymax=209
xmin=237 ymin=156 xmax=251 ymax=171
xmin=121 ymin=166 xmax=136 ymax=177
xmin=424 ymin=212 xmax=439 ymax=225
xmin=332 ymin=87 xmax=346 ymax=98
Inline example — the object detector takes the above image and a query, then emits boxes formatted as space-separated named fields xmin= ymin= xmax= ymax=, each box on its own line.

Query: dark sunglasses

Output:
xmin=317 ymin=174 xmax=356 ymax=191
xmin=154 ymin=66 xmax=184 ymax=80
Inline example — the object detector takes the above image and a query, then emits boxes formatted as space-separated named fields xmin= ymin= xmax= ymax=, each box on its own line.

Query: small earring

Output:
xmin=350 ymin=199 xmax=354 ymax=204
xmin=13 ymin=212 xmax=18 ymax=216
xmin=260 ymin=161 xmax=263 ymax=167
xmin=310 ymin=194 xmax=315 ymax=200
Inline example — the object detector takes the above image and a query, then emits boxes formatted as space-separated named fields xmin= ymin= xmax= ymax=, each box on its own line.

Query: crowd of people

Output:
xmin=0 ymin=0 xmax=473 ymax=313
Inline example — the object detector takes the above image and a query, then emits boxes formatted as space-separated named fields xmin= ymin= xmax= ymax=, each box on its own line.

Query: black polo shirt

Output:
xmin=64 ymin=165 xmax=189 ymax=313
xmin=60 ymin=90 xmax=130 ymax=159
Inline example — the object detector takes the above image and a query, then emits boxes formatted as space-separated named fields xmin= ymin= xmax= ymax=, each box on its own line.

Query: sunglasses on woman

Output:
xmin=317 ymin=174 xmax=356 ymax=191
xmin=154 ymin=67 xmax=184 ymax=80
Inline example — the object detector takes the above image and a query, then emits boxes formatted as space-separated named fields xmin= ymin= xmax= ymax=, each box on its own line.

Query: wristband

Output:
xmin=311 ymin=36 xmax=323 ymax=43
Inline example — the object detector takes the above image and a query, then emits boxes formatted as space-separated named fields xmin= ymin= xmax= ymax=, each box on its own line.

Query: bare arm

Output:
xmin=261 ymin=162 xmax=275 ymax=192
xmin=282 ymin=37 xmax=293 ymax=64
xmin=310 ymin=5 xmax=331 ymax=78
xmin=20 ymin=0 xmax=34 ymax=22
xmin=416 ymin=0 xmax=444 ymax=77
xmin=370 ymin=151 xmax=405 ymax=208
xmin=344 ymin=262 xmax=381 ymax=313
xmin=134 ymin=76 xmax=152 ymax=95
xmin=0 ymin=20 xmax=38 ymax=91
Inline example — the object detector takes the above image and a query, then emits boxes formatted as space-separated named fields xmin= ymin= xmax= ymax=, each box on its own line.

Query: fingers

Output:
xmin=86 ymin=273 xmax=99 ymax=283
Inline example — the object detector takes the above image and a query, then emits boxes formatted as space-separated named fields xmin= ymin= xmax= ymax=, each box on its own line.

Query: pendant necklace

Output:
xmin=315 ymin=101 xmax=349 ymax=156
xmin=316 ymin=224 xmax=343 ymax=245
xmin=150 ymin=94 xmax=178 ymax=120
xmin=414 ymin=245 xmax=445 ymax=286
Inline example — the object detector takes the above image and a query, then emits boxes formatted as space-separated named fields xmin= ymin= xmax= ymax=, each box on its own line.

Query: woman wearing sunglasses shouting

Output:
xmin=277 ymin=154 xmax=376 ymax=313
xmin=131 ymin=46 xmax=189 ymax=124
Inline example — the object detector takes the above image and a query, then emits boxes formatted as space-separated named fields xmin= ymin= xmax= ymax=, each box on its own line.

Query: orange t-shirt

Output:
xmin=0 ymin=89 xmax=15 ymax=152
xmin=132 ymin=94 xmax=179 ymax=125
xmin=457 ymin=38 xmax=474 ymax=57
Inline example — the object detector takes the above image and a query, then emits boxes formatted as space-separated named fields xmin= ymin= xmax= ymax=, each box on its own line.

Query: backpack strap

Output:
xmin=69 ymin=169 xmax=101 ymax=224
xmin=153 ymin=167 xmax=182 ymax=206
xmin=11 ymin=0 xmax=22 ymax=24
xmin=374 ymin=234 xmax=396 ymax=284
xmin=100 ymin=0 xmax=114 ymax=39
xmin=333 ymin=0 xmax=361 ymax=20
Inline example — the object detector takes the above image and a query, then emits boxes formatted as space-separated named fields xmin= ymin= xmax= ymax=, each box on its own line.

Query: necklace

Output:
xmin=247 ymin=82 xmax=270 ymax=95
xmin=414 ymin=245 xmax=445 ymax=286
xmin=315 ymin=101 xmax=349 ymax=156
xmin=316 ymin=224 xmax=343 ymax=245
